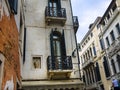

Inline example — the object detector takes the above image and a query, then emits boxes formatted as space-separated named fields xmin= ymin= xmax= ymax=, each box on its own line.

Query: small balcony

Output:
xmin=73 ymin=16 xmax=79 ymax=33
xmin=82 ymin=57 xmax=94 ymax=69
xmin=47 ymin=56 xmax=73 ymax=80
xmin=45 ymin=7 xmax=67 ymax=25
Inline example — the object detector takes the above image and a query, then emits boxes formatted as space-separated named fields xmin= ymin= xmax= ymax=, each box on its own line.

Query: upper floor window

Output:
xmin=116 ymin=23 xmax=120 ymax=35
xmin=106 ymin=37 xmax=110 ymax=47
xmin=103 ymin=56 xmax=110 ymax=77
xmin=107 ymin=14 xmax=110 ymax=20
xmin=99 ymin=38 xmax=105 ymax=50
xmin=93 ymin=45 xmax=96 ymax=56
xmin=8 ymin=0 xmax=18 ymax=14
xmin=110 ymin=30 xmax=115 ymax=41
xmin=116 ymin=55 xmax=120 ymax=72
xmin=112 ymin=3 xmax=117 ymax=12
xmin=95 ymin=62 xmax=101 ymax=82
xmin=111 ymin=59 xmax=117 ymax=74
xmin=91 ymin=33 xmax=93 ymax=37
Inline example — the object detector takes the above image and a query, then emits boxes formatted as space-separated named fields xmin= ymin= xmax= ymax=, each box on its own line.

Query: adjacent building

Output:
xmin=0 ymin=0 xmax=22 ymax=90
xmin=20 ymin=0 xmax=83 ymax=90
xmin=79 ymin=17 xmax=109 ymax=90
xmin=100 ymin=0 xmax=120 ymax=84
xmin=79 ymin=0 xmax=120 ymax=90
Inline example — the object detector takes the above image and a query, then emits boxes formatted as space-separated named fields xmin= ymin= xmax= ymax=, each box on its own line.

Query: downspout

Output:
xmin=23 ymin=27 xmax=26 ymax=64
xmin=69 ymin=0 xmax=81 ymax=80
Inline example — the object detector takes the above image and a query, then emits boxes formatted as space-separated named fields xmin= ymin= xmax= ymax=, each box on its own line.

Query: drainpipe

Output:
xmin=23 ymin=27 xmax=26 ymax=64
xmin=69 ymin=0 xmax=82 ymax=80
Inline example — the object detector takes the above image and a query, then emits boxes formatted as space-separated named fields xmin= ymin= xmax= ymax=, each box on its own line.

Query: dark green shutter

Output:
xmin=103 ymin=57 xmax=110 ymax=77
xmin=57 ymin=0 xmax=61 ymax=10
xmin=8 ymin=0 xmax=18 ymax=14
xmin=61 ymin=30 xmax=67 ymax=69
xmin=50 ymin=30 xmax=55 ymax=69
xmin=13 ymin=0 xmax=18 ymax=14
xmin=61 ymin=30 xmax=66 ymax=57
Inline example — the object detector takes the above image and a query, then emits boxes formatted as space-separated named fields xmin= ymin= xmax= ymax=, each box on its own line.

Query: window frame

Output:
xmin=103 ymin=56 xmax=111 ymax=77
xmin=111 ymin=59 xmax=117 ymax=74
xmin=106 ymin=37 xmax=110 ymax=47
xmin=110 ymin=30 xmax=115 ymax=41
xmin=116 ymin=23 xmax=120 ymax=35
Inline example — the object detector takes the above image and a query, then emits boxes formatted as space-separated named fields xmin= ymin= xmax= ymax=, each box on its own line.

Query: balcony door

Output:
xmin=48 ymin=0 xmax=61 ymax=16
xmin=50 ymin=30 xmax=66 ymax=69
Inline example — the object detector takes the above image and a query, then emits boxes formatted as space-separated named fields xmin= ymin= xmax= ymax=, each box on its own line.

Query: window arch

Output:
xmin=111 ymin=59 xmax=117 ymax=74
xmin=50 ymin=30 xmax=66 ymax=69
xmin=103 ymin=56 xmax=110 ymax=77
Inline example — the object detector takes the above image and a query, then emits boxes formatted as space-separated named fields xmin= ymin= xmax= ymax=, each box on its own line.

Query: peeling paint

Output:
xmin=4 ymin=76 xmax=14 ymax=90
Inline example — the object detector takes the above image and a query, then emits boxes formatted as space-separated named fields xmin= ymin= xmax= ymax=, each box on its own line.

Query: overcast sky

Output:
xmin=71 ymin=0 xmax=111 ymax=43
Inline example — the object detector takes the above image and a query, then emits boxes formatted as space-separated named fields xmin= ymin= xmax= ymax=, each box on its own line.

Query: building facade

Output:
xmin=79 ymin=17 xmax=111 ymax=90
xmin=100 ymin=0 xmax=120 ymax=86
xmin=0 ymin=0 xmax=22 ymax=90
xmin=79 ymin=0 xmax=120 ymax=90
xmin=20 ymin=0 xmax=83 ymax=90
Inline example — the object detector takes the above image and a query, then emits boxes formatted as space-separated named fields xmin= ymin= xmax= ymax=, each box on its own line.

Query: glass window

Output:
xmin=111 ymin=59 xmax=117 ymax=74
xmin=93 ymin=46 xmax=96 ymax=56
xmin=110 ymin=30 xmax=115 ymax=41
xmin=116 ymin=55 xmax=120 ymax=72
xmin=103 ymin=56 xmax=111 ymax=77
xmin=99 ymin=38 xmax=104 ymax=50
xmin=106 ymin=37 xmax=110 ymax=47
xmin=95 ymin=62 xmax=101 ymax=81
xmin=116 ymin=23 xmax=120 ymax=35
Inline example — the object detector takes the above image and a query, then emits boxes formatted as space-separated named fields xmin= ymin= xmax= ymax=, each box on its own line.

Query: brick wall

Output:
xmin=0 ymin=14 xmax=21 ymax=90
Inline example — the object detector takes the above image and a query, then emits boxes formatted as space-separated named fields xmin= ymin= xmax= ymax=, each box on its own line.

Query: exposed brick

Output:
xmin=0 ymin=14 xmax=20 ymax=90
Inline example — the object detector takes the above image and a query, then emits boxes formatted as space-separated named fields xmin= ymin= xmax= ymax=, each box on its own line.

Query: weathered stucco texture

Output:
xmin=0 ymin=14 xmax=20 ymax=90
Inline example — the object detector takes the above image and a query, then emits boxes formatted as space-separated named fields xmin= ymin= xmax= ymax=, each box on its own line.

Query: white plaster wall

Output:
xmin=22 ymin=0 xmax=78 ymax=79
xmin=103 ymin=12 xmax=120 ymax=76
xmin=103 ymin=14 xmax=120 ymax=49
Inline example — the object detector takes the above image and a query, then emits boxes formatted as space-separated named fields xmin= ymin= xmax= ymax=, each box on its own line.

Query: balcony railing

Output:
xmin=47 ymin=56 xmax=73 ymax=79
xmin=82 ymin=57 xmax=94 ymax=69
xmin=45 ymin=7 xmax=67 ymax=25
xmin=47 ymin=56 xmax=73 ymax=70
xmin=73 ymin=16 xmax=79 ymax=33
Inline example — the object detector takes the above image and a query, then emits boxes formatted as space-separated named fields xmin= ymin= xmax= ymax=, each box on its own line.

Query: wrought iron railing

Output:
xmin=45 ymin=7 xmax=66 ymax=18
xmin=73 ymin=16 xmax=79 ymax=31
xmin=47 ymin=56 xmax=73 ymax=70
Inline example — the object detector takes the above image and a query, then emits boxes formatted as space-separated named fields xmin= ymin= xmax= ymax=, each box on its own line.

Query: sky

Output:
xmin=71 ymin=0 xmax=111 ymax=43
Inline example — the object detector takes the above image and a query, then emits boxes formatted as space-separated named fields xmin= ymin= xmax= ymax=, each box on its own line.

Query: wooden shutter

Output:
xmin=8 ymin=0 xmax=18 ymax=14
xmin=61 ymin=30 xmax=67 ymax=69
xmin=103 ymin=57 xmax=110 ymax=77
xmin=57 ymin=0 xmax=61 ymax=10
xmin=50 ymin=29 xmax=55 ymax=69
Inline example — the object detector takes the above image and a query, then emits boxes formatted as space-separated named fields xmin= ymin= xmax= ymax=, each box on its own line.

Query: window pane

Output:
xmin=110 ymin=30 xmax=115 ymax=41
xmin=99 ymin=39 xmax=104 ymax=50
xmin=116 ymin=23 xmax=120 ymax=35
xmin=106 ymin=37 xmax=110 ymax=47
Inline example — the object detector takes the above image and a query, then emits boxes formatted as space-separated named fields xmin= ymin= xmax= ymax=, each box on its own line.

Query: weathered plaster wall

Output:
xmin=0 ymin=2 xmax=21 ymax=89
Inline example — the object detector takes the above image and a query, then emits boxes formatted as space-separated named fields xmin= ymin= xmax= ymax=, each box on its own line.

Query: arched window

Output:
xmin=50 ymin=30 xmax=66 ymax=69
xmin=103 ymin=56 xmax=110 ymax=77
xmin=116 ymin=54 xmax=120 ymax=71
xmin=111 ymin=59 xmax=117 ymax=74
